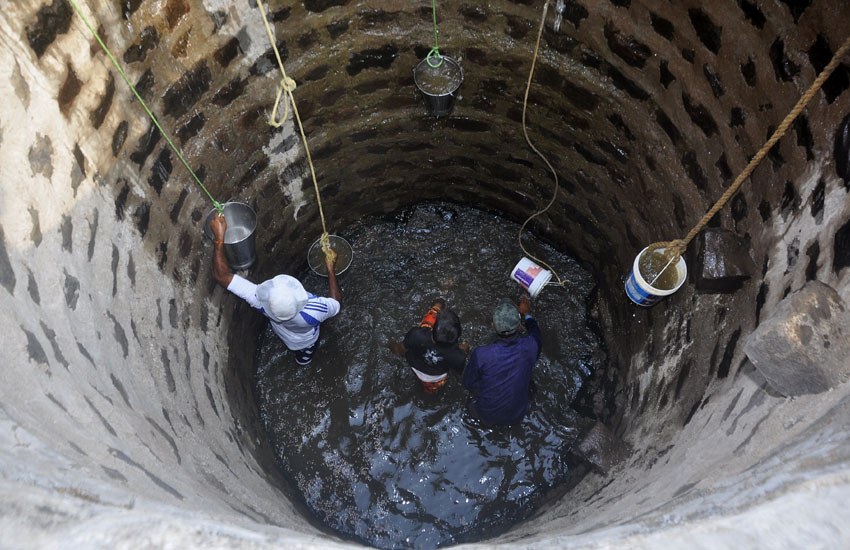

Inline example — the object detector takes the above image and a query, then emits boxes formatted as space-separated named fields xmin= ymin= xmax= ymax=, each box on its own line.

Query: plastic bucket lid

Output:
xmin=624 ymin=246 xmax=687 ymax=306
xmin=510 ymin=257 xmax=553 ymax=298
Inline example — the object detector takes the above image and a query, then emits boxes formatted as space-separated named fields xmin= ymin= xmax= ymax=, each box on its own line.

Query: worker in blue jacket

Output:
xmin=463 ymin=295 xmax=542 ymax=425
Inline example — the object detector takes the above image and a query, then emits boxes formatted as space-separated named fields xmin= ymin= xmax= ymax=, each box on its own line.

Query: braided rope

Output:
xmin=650 ymin=33 xmax=850 ymax=265
xmin=256 ymin=1 xmax=333 ymax=260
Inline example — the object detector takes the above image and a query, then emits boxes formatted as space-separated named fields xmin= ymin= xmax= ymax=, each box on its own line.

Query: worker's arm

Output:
xmin=462 ymin=349 xmax=481 ymax=391
xmin=210 ymin=213 xmax=233 ymax=287
xmin=519 ymin=295 xmax=542 ymax=358
xmin=325 ymin=253 xmax=342 ymax=305
xmin=387 ymin=339 xmax=407 ymax=356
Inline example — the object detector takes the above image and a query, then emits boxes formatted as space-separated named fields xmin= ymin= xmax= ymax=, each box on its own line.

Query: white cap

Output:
xmin=256 ymin=275 xmax=308 ymax=322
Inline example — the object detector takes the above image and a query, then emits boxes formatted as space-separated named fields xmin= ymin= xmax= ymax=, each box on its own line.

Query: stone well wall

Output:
xmin=1 ymin=0 xmax=850 ymax=548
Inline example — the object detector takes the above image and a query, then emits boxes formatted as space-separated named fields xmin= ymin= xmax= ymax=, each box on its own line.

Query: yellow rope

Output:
xmin=649 ymin=33 xmax=850 ymax=269
xmin=256 ymin=1 xmax=333 ymax=260
xmin=518 ymin=0 xmax=569 ymax=286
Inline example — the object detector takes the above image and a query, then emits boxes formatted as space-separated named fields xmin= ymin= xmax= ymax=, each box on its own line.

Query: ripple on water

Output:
xmin=255 ymin=202 xmax=604 ymax=548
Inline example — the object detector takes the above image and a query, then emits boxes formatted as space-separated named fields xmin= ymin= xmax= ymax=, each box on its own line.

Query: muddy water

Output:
xmin=255 ymin=202 xmax=604 ymax=548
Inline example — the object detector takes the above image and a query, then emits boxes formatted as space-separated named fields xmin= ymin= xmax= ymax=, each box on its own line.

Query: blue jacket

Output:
xmin=463 ymin=317 xmax=542 ymax=425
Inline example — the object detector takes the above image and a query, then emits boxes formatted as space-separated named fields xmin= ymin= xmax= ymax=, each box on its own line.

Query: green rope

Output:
xmin=426 ymin=0 xmax=443 ymax=68
xmin=67 ymin=0 xmax=224 ymax=214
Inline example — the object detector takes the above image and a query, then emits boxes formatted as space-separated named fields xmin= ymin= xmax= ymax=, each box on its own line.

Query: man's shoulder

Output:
xmin=404 ymin=326 xmax=431 ymax=345
xmin=301 ymin=295 xmax=340 ymax=318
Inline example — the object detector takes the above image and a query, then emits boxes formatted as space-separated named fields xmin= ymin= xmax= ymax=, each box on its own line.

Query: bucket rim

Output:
xmin=413 ymin=55 xmax=464 ymax=97
xmin=632 ymin=246 xmax=687 ymax=296
xmin=308 ymin=234 xmax=353 ymax=277
xmin=203 ymin=201 xmax=258 ymax=243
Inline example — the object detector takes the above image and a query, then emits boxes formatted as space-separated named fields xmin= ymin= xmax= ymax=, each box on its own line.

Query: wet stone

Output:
xmin=256 ymin=202 xmax=603 ymax=548
xmin=739 ymin=0 xmax=766 ymax=28
xmin=695 ymin=229 xmax=754 ymax=292
xmin=743 ymin=281 xmax=850 ymax=396
xmin=770 ymin=38 xmax=800 ymax=83
xmin=834 ymin=114 xmax=850 ymax=186
xmin=604 ymin=24 xmax=651 ymax=68
xmin=25 ymin=0 xmax=72 ymax=58
xmin=123 ymin=26 xmax=159 ymax=64
xmin=576 ymin=421 xmax=629 ymax=474
xmin=688 ymin=8 xmax=722 ymax=54
xmin=346 ymin=44 xmax=399 ymax=76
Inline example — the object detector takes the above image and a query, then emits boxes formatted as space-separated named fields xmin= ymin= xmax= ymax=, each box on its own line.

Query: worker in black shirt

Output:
xmin=388 ymin=299 xmax=469 ymax=393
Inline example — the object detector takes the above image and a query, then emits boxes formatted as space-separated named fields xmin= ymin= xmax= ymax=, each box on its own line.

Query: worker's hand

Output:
xmin=387 ymin=339 xmax=405 ymax=356
xmin=518 ymin=295 xmax=532 ymax=317
xmin=324 ymin=248 xmax=337 ymax=274
xmin=432 ymin=298 xmax=446 ymax=309
xmin=460 ymin=341 xmax=470 ymax=353
xmin=210 ymin=212 xmax=227 ymax=242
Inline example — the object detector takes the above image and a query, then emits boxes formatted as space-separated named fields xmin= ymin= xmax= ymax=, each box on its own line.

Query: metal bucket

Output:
xmin=413 ymin=55 xmax=463 ymax=117
xmin=204 ymin=202 xmax=257 ymax=271
xmin=308 ymin=235 xmax=353 ymax=277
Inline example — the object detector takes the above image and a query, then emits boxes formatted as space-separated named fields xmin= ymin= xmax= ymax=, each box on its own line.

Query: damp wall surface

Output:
xmin=1 ymin=0 xmax=850 ymax=548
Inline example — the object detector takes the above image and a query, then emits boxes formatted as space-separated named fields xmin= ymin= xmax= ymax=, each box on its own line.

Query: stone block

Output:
xmin=743 ymin=281 xmax=850 ymax=396
xmin=695 ymin=228 xmax=756 ymax=292
xmin=576 ymin=421 xmax=629 ymax=474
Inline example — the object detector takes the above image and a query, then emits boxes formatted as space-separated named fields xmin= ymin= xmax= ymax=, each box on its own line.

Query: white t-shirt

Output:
xmin=227 ymin=274 xmax=340 ymax=350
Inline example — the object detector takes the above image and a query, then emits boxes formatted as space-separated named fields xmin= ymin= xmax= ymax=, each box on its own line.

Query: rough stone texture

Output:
xmin=743 ymin=281 xmax=850 ymax=396
xmin=1 ymin=0 xmax=850 ymax=548
xmin=696 ymin=228 xmax=756 ymax=292
xmin=576 ymin=421 xmax=630 ymax=474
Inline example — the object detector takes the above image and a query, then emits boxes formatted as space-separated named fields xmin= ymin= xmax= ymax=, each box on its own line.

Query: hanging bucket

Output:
xmin=625 ymin=247 xmax=687 ymax=307
xmin=307 ymin=235 xmax=353 ymax=277
xmin=413 ymin=56 xmax=463 ymax=117
xmin=510 ymin=257 xmax=553 ymax=298
xmin=204 ymin=202 xmax=258 ymax=271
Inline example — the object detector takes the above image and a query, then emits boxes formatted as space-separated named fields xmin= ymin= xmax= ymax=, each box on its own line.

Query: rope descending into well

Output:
xmin=647 ymin=33 xmax=850 ymax=280
xmin=517 ymin=0 xmax=569 ymax=286
xmin=426 ymin=0 xmax=444 ymax=68
xmin=67 ymin=0 xmax=223 ymax=214
xmin=256 ymin=1 xmax=334 ymax=262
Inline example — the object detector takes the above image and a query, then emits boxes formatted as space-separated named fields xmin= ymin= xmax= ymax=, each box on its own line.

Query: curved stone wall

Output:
xmin=1 ymin=0 xmax=849 ymax=547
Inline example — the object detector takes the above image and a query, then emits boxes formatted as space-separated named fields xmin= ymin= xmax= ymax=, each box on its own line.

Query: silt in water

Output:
xmin=255 ymin=202 xmax=604 ymax=548
xmin=415 ymin=59 xmax=462 ymax=95
xmin=638 ymin=249 xmax=680 ymax=291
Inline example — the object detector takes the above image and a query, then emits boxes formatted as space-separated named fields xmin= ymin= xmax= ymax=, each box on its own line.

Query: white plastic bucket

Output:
xmin=624 ymin=247 xmax=687 ymax=307
xmin=510 ymin=257 xmax=553 ymax=298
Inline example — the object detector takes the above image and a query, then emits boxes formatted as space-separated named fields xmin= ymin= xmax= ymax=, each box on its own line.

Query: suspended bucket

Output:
xmin=307 ymin=235 xmax=353 ymax=277
xmin=625 ymin=246 xmax=687 ymax=307
xmin=510 ymin=257 xmax=553 ymax=298
xmin=204 ymin=202 xmax=258 ymax=271
xmin=413 ymin=55 xmax=463 ymax=117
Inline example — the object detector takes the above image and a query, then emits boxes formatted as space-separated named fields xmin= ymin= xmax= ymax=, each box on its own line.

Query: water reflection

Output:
xmin=256 ymin=202 xmax=603 ymax=548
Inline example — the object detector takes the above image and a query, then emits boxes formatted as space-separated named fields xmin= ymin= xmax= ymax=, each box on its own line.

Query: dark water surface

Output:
xmin=255 ymin=202 xmax=603 ymax=548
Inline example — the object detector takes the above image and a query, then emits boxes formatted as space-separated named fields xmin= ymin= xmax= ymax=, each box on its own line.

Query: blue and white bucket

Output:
xmin=510 ymin=257 xmax=553 ymax=298
xmin=625 ymin=247 xmax=687 ymax=307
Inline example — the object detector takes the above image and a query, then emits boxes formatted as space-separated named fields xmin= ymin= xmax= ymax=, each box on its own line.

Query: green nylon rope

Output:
xmin=426 ymin=0 xmax=443 ymax=68
xmin=67 ymin=0 xmax=223 ymax=214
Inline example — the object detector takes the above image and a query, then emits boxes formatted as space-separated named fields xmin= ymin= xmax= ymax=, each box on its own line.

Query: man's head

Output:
xmin=433 ymin=309 xmax=461 ymax=346
xmin=493 ymin=298 xmax=521 ymax=336
xmin=256 ymin=275 xmax=308 ymax=322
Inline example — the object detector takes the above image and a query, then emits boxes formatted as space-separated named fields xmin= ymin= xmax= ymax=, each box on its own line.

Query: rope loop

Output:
xmin=256 ymin=0 xmax=332 ymax=243
xmin=426 ymin=47 xmax=443 ymax=68
xmin=281 ymin=76 xmax=297 ymax=92
xmin=319 ymin=232 xmax=336 ymax=264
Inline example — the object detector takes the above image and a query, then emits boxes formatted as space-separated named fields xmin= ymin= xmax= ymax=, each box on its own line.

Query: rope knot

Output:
xmin=281 ymin=76 xmax=296 ymax=92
